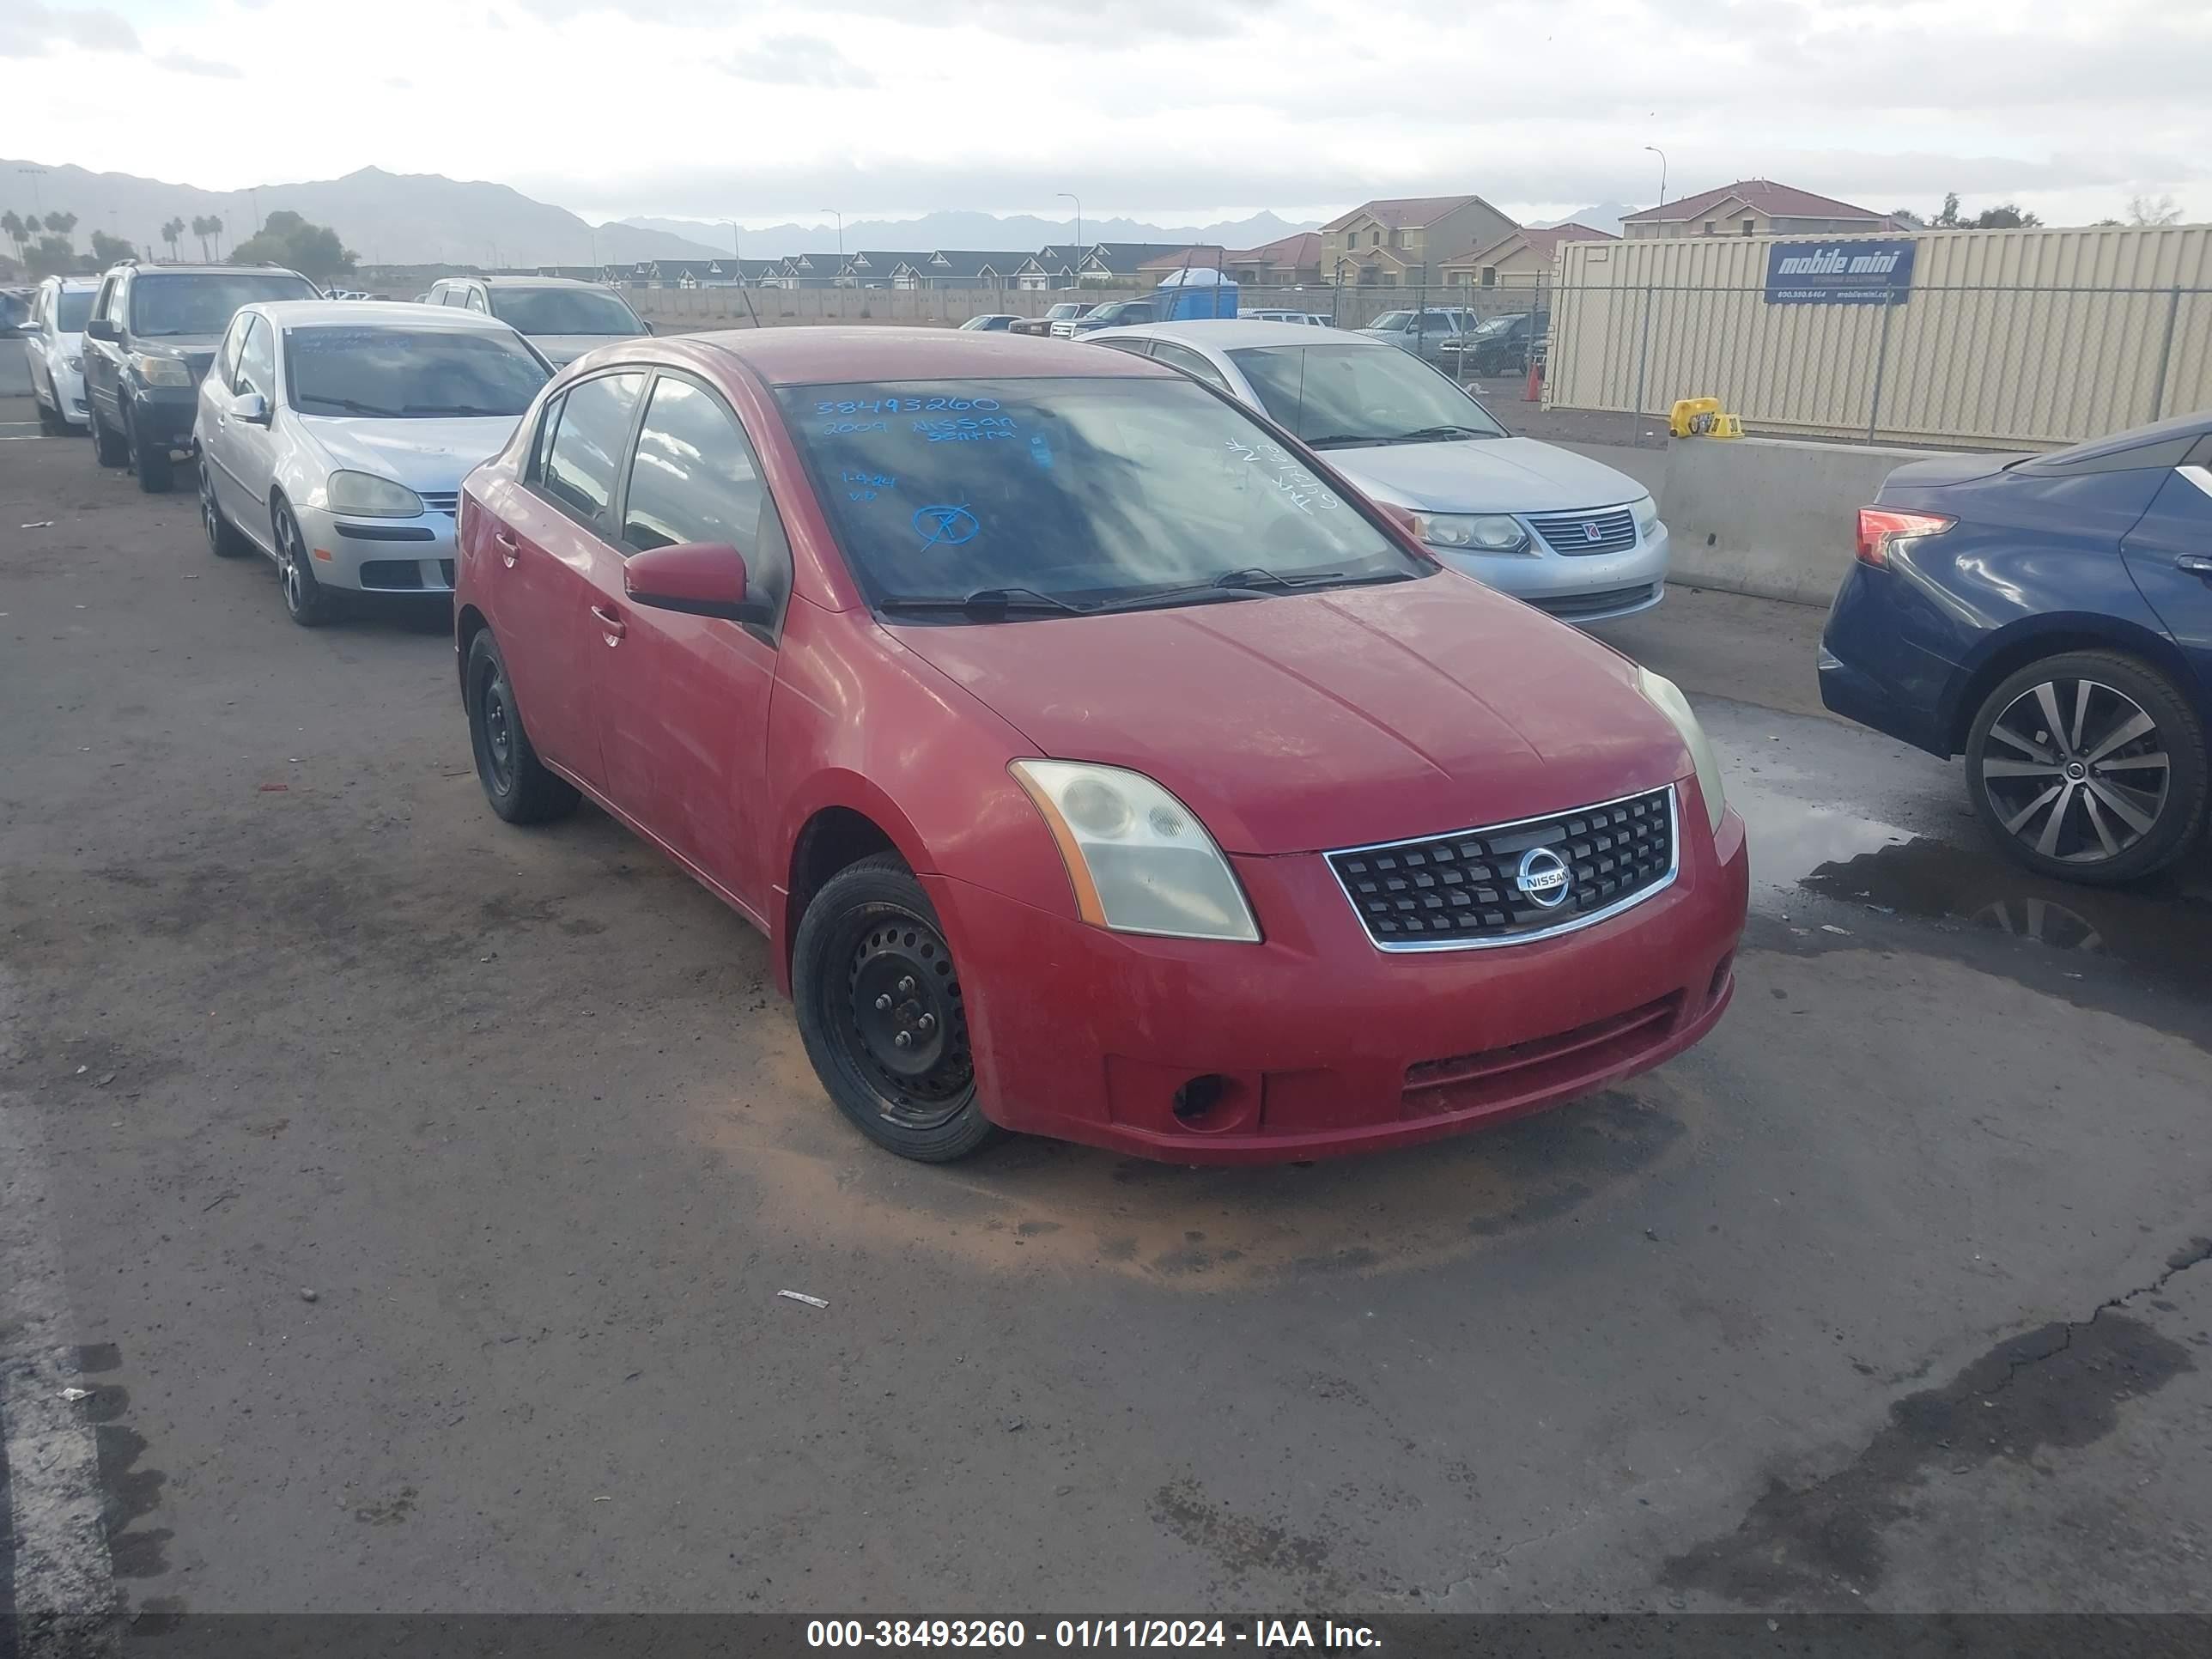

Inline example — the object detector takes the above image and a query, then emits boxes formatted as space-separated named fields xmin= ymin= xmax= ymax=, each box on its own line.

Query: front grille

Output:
xmin=1327 ymin=786 xmax=1677 ymax=950
xmin=1528 ymin=506 xmax=1637 ymax=556
xmin=358 ymin=559 xmax=425 ymax=590
xmin=1534 ymin=582 xmax=1659 ymax=620
xmin=418 ymin=490 xmax=459 ymax=516
xmin=438 ymin=560 xmax=456 ymax=587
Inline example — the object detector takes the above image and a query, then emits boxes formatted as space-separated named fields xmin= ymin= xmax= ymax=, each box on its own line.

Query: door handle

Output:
xmin=494 ymin=530 xmax=520 ymax=568
xmin=589 ymin=604 xmax=627 ymax=644
xmin=2177 ymin=555 xmax=2212 ymax=579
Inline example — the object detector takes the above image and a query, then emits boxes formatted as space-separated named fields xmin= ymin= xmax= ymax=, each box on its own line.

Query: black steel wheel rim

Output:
xmin=474 ymin=658 xmax=516 ymax=794
xmin=1983 ymin=677 xmax=2170 ymax=864
xmin=836 ymin=910 xmax=971 ymax=1131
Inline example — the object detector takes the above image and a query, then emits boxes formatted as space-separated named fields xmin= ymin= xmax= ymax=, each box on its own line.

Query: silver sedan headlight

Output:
xmin=326 ymin=471 xmax=424 ymax=519
xmin=1637 ymin=668 xmax=1726 ymax=833
xmin=1410 ymin=512 xmax=1531 ymax=554
xmin=1630 ymin=494 xmax=1662 ymax=538
xmin=1012 ymin=760 xmax=1261 ymax=943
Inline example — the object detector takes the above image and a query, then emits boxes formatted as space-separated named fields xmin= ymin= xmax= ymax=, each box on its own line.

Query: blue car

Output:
xmin=1820 ymin=411 xmax=2212 ymax=883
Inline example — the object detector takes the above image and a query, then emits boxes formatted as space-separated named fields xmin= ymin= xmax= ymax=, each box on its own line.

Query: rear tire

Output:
xmin=199 ymin=460 xmax=252 ymax=557
xmin=465 ymin=629 xmax=580 ymax=825
xmin=792 ymin=854 xmax=1000 ymax=1163
xmin=90 ymin=404 xmax=128 ymax=466
xmin=1965 ymin=649 xmax=2208 ymax=884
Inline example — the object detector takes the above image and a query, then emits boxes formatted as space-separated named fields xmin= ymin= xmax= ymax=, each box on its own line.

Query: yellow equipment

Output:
xmin=1668 ymin=397 xmax=1744 ymax=439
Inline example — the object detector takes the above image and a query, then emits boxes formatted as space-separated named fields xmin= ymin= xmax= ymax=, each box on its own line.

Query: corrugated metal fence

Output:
xmin=1545 ymin=225 xmax=2212 ymax=449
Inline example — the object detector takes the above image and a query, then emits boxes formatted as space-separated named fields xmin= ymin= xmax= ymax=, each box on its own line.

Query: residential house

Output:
xmin=1079 ymin=244 xmax=1217 ymax=284
xmin=1013 ymin=245 xmax=1085 ymax=290
xmin=908 ymin=251 xmax=1025 ymax=288
xmin=1620 ymin=180 xmax=1896 ymax=240
xmin=1439 ymin=223 xmax=1617 ymax=290
xmin=1320 ymin=196 xmax=1518 ymax=287
xmin=628 ymin=258 xmax=757 ymax=288
xmin=836 ymin=251 xmax=936 ymax=288
xmin=768 ymin=253 xmax=842 ymax=289
xmin=1222 ymin=232 xmax=1323 ymax=288
xmin=1136 ymin=246 xmax=1228 ymax=280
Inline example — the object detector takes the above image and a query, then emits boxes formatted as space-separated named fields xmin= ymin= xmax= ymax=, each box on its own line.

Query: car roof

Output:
xmin=467 ymin=276 xmax=612 ymax=289
xmin=695 ymin=325 xmax=1170 ymax=386
xmin=47 ymin=276 xmax=99 ymax=289
xmin=1088 ymin=319 xmax=1386 ymax=351
xmin=253 ymin=299 xmax=520 ymax=331
xmin=120 ymin=264 xmax=306 ymax=278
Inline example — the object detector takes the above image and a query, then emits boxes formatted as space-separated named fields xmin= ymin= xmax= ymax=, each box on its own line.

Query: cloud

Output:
xmin=156 ymin=51 xmax=244 ymax=78
xmin=516 ymin=0 xmax=1278 ymax=43
xmin=0 ymin=2 xmax=140 ymax=57
xmin=721 ymin=34 xmax=874 ymax=88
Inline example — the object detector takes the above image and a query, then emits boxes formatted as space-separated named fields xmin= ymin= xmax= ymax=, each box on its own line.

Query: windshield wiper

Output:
xmin=401 ymin=404 xmax=515 ymax=416
xmin=878 ymin=586 xmax=1091 ymax=619
xmin=1302 ymin=433 xmax=1377 ymax=449
xmin=299 ymin=395 xmax=404 ymax=416
xmin=1387 ymin=423 xmax=1495 ymax=443
xmin=1208 ymin=566 xmax=1346 ymax=592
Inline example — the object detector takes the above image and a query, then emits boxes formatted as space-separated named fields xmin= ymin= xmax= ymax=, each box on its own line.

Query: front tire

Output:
xmin=125 ymin=406 xmax=174 ymax=493
xmin=792 ymin=854 xmax=998 ymax=1163
xmin=1965 ymin=649 xmax=2208 ymax=884
xmin=465 ymin=629 xmax=580 ymax=825
xmin=272 ymin=501 xmax=338 ymax=627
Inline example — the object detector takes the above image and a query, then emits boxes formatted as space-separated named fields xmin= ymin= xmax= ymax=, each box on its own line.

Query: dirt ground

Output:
xmin=3 ymin=404 xmax=2209 ymax=1638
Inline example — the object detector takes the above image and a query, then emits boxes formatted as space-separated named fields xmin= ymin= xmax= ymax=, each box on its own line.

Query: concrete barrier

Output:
xmin=1658 ymin=434 xmax=1946 ymax=607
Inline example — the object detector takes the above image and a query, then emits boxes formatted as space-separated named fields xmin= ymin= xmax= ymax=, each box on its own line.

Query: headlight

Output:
xmin=326 ymin=471 xmax=424 ymax=519
xmin=1011 ymin=760 xmax=1261 ymax=943
xmin=1411 ymin=512 xmax=1530 ymax=554
xmin=1636 ymin=667 xmax=1726 ymax=834
xmin=1630 ymin=495 xmax=1662 ymax=538
xmin=131 ymin=352 xmax=193 ymax=387
xmin=64 ymin=353 xmax=83 ymax=372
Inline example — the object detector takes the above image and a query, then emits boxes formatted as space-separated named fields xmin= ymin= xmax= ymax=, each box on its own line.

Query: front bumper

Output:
xmin=294 ymin=501 xmax=459 ymax=594
xmin=128 ymin=384 xmax=201 ymax=454
xmin=928 ymin=796 xmax=1747 ymax=1164
xmin=47 ymin=360 xmax=89 ymax=425
xmin=1432 ymin=522 xmax=1670 ymax=623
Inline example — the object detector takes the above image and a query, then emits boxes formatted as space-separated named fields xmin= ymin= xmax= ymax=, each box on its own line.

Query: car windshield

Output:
xmin=1228 ymin=343 xmax=1508 ymax=447
xmin=1047 ymin=304 xmax=1083 ymax=319
xmin=779 ymin=377 xmax=1425 ymax=617
xmin=130 ymin=272 xmax=318 ymax=337
xmin=284 ymin=326 xmax=549 ymax=418
xmin=1472 ymin=314 xmax=1522 ymax=336
xmin=486 ymin=286 xmax=641 ymax=336
xmin=1367 ymin=312 xmax=1412 ymax=330
xmin=56 ymin=290 xmax=94 ymax=332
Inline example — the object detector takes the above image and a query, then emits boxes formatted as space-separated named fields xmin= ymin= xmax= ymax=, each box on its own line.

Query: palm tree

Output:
xmin=42 ymin=210 xmax=77 ymax=247
xmin=191 ymin=213 xmax=222 ymax=261
xmin=161 ymin=216 xmax=186 ymax=262
xmin=0 ymin=210 xmax=25 ymax=262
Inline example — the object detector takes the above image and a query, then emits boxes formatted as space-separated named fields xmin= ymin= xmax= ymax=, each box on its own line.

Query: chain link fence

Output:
xmin=1542 ymin=278 xmax=2212 ymax=451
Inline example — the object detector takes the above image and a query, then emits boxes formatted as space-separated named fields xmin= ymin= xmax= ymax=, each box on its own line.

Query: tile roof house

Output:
xmin=1440 ymin=223 xmax=1617 ymax=289
xmin=1621 ymin=180 xmax=1896 ymax=240
xmin=1321 ymin=195 xmax=1517 ymax=286
xmin=1079 ymin=244 xmax=1215 ymax=283
xmin=1137 ymin=246 xmax=1228 ymax=277
xmin=1223 ymin=232 xmax=1323 ymax=287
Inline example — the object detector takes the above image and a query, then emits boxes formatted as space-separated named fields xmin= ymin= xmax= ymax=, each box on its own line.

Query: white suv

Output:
xmin=23 ymin=276 xmax=97 ymax=433
xmin=422 ymin=276 xmax=648 ymax=367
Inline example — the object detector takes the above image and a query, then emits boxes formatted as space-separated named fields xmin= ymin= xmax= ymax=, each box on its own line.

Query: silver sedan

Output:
xmin=195 ymin=302 xmax=550 ymax=625
xmin=1082 ymin=319 xmax=1670 ymax=623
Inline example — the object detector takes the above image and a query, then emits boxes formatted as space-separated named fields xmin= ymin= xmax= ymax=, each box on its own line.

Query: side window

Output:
xmin=1091 ymin=337 xmax=1155 ymax=358
xmin=1149 ymin=341 xmax=1234 ymax=396
xmin=621 ymin=374 xmax=792 ymax=626
xmin=234 ymin=317 xmax=274 ymax=398
xmin=528 ymin=392 xmax=566 ymax=483
xmin=93 ymin=276 xmax=120 ymax=324
xmin=213 ymin=313 xmax=248 ymax=386
xmin=540 ymin=372 xmax=645 ymax=526
xmin=465 ymin=289 xmax=488 ymax=313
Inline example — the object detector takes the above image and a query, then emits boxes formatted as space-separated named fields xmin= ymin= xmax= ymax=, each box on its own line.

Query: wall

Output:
xmin=1546 ymin=222 xmax=2212 ymax=448
xmin=1657 ymin=436 xmax=1941 ymax=605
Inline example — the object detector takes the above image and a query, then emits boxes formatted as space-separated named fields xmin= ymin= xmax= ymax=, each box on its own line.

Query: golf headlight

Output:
xmin=1630 ymin=495 xmax=1661 ymax=538
xmin=327 ymin=471 xmax=424 ymax=519
xmin=1012 ymin=760 xmax=1261 ymax=943
xmin=1411 ymin=512 xmax=1530 ymax=553
xmin=1636 ymin=667 xmax=1726 ymax=833
xmin=131 ymin=352 xmax=193 ymax=386
xmin=65 ymin=352 xmax=83 ymax=372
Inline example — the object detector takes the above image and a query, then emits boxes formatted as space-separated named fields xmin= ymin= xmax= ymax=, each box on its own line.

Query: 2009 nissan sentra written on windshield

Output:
xmin=453 ymin=326 xmax=1748 ymax=1164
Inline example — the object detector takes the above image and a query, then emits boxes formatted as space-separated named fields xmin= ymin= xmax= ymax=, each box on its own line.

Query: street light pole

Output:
xmin=1058 ymin=191 xmax=1081 ymax=290
xmin=820 ymin=208 xmax=843 ymax=261
xmin=17 ymin=166 xmax=47 ymax=214
xmin=1642 ymin=144 xmax=1668 ymax=211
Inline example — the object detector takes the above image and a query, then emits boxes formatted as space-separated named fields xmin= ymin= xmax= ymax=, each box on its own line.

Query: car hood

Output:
xmin=1326 ymin=435 xmax=1647 ymax=515
xmin=887 ymin=574 xmax=1686 ymax=855
xmin=296 ymin=414 xmax=524 ymax=491
xmin=529 ymin=333 xmax=637 ymax=367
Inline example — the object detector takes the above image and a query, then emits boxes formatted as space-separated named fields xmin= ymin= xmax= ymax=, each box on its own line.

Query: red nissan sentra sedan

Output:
xmin=453 ymin=328 xmax=1747 ymax=1164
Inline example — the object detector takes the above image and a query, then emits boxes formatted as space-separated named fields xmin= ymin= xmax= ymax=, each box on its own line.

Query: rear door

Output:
xmin=589 ymin=370 xmax=788 ymax=909
xmin=2119 ymin=444 xmax=2212 ymax=704
xmin=483 ymin=369 xmax=648 ymax=789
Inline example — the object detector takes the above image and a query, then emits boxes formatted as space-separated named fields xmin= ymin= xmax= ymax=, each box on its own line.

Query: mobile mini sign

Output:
xmin=1764 ymin=239 xmax=1917 ymax=305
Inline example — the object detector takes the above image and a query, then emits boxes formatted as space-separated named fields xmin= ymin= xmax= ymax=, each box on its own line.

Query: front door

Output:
xmin=82 ymin=273 xmax=124 ymax=430
xmin=587 ymin=369 xmax=786 ymax=911
xmin=2120 ymin=451 xmax=2212 ymax=703
xmin=215 ymin=315 xmax=280 ymax=542
xmin=482 ymin=369 xmax=648 ymax=789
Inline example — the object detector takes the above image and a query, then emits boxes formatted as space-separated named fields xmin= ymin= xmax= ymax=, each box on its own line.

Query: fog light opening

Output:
xmin=1173 ymin=1074 xmax=1229 ymax=1123
xmin=1707 ymin=952 xmax=1735 ymax=1004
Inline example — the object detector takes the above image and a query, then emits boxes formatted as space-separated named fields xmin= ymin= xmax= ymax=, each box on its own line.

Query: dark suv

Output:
xmin=82 ymin=262 xmax=319 ymax=490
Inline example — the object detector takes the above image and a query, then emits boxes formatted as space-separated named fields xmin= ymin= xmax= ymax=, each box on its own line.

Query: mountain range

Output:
xmin=618 ymin=210 xmax=1322 ymax=262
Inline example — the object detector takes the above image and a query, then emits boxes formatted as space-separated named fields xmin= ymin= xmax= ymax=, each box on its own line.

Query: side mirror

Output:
xmin=623 ymin=541 xmax=769 ymax=625
xmin=85 ymin=316 xmax=119 ymax=343
xmin=229 ymin=392 xmax=270 ymax=426
xmin=640 ymin=320 xmax=658 ymax=336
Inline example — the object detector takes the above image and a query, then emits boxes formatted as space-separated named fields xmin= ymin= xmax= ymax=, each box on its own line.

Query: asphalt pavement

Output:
xmin=2 ymin=396 xmax=2208 ymax=1641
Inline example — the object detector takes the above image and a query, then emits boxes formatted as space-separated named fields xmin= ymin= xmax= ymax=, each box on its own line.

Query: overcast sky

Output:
xmin=4 ymin=0 xmax=2205 ymax=229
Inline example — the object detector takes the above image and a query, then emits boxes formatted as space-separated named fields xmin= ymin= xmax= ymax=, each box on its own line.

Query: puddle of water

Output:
xmin=1723 ymin=767 xmax=1916 ymax=901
